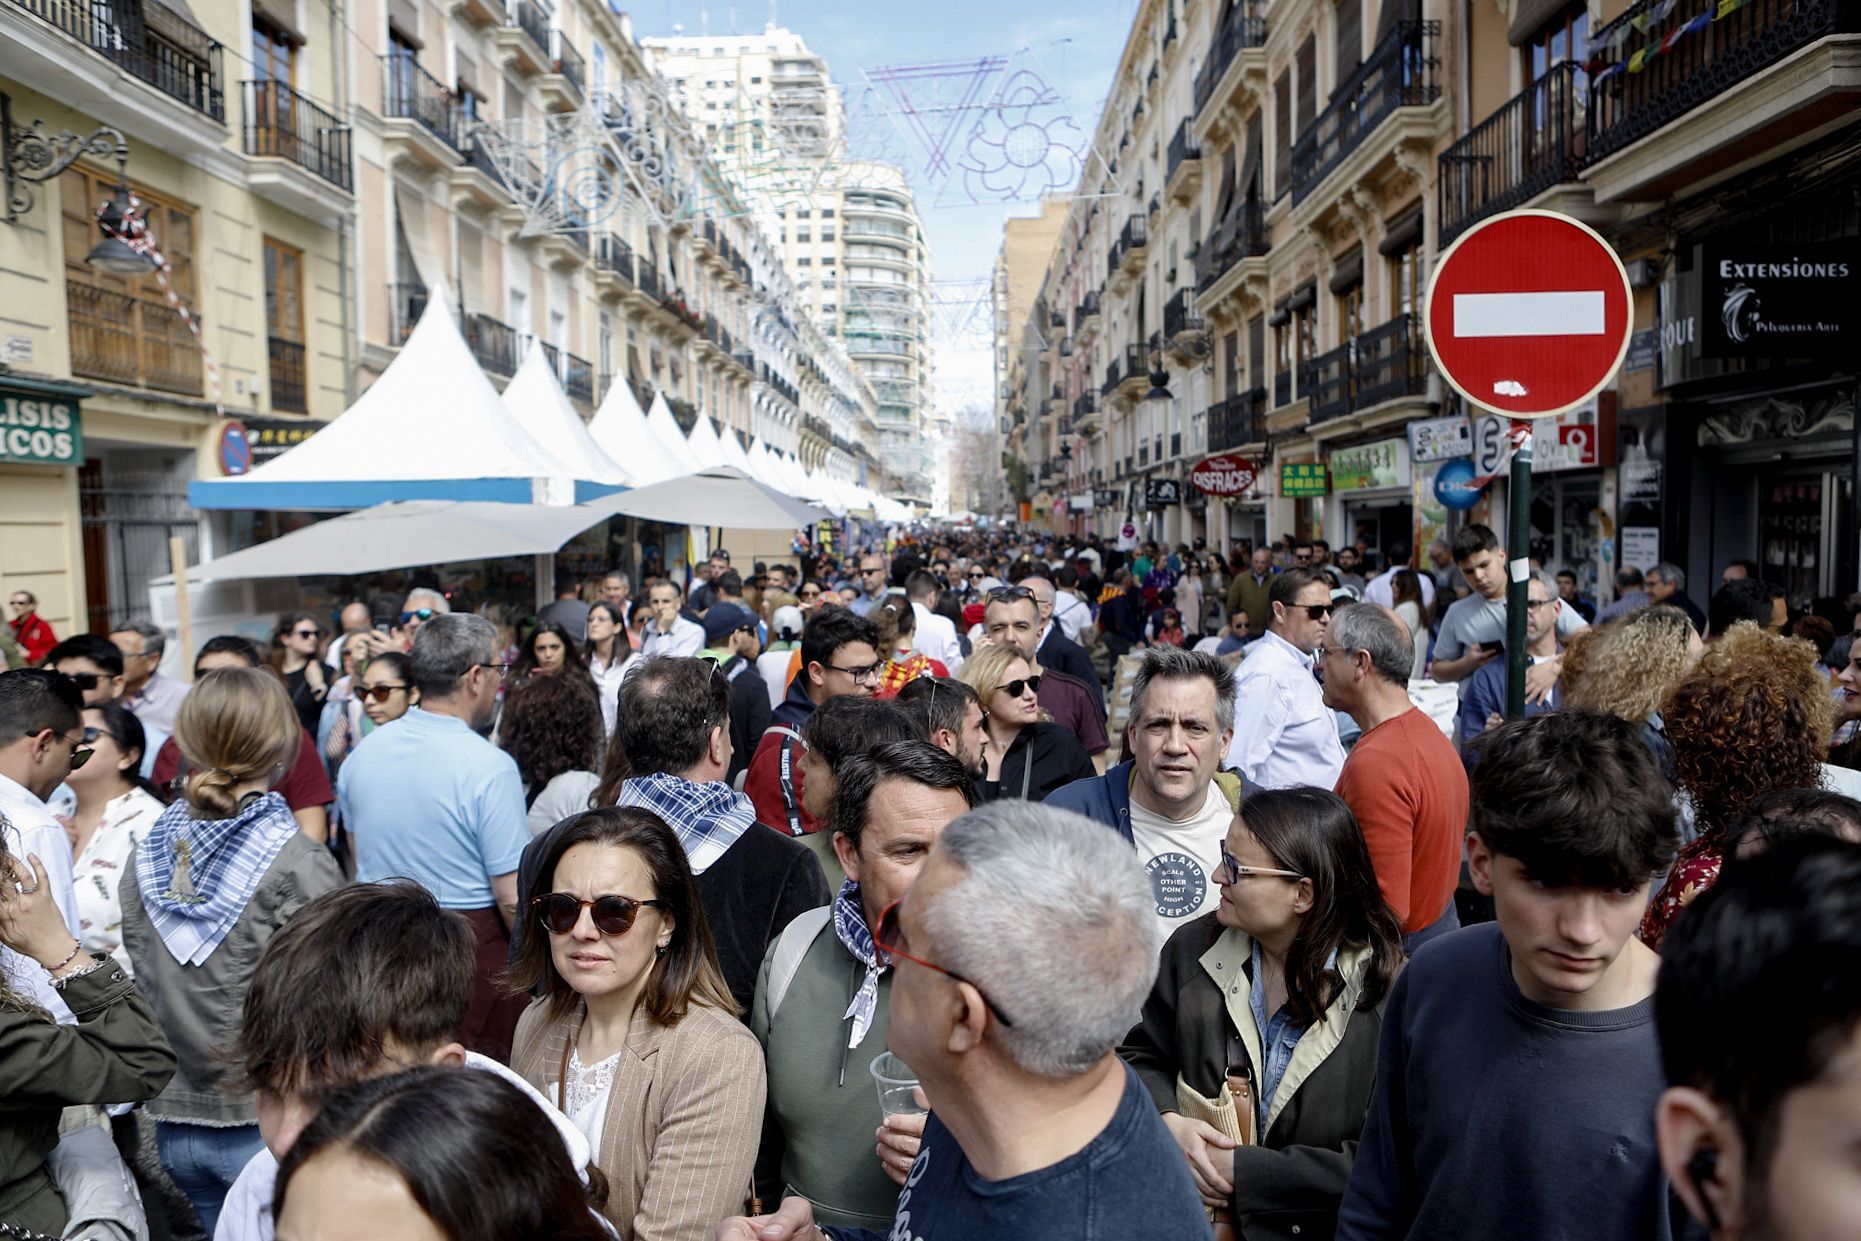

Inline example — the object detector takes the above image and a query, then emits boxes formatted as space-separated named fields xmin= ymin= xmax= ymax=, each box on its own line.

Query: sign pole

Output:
xmin=1506 ymin=420 xmax=1532 ymax=718
xmin=169 ymin=536 xmax=193 ymax=684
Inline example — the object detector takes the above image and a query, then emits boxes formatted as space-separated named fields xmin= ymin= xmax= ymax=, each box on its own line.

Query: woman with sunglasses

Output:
xmin=796 ymin=580 xmax=828 ymax=613
xmin=508 ymin=807 xmax=763 ymax=1239
xmin=957 ymin=643 xmax=1094 ymax=804
xmin=1119 ymin=787 xmax=1404 ymax=1241
xmin=269 ymin=611 xmax=329 ymax=738
xmin=65 ymin=702 xmax=164 ymax=973
xmin=322 ymin=651 xmax=419 ymax=785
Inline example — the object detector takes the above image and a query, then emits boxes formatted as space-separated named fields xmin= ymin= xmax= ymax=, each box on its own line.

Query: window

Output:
xmin=821 ymin=229 xmax=835 ymax=242
xmin=264 ymin=236 xmax=306 ymax=412
xmin=821 ymin=208 xmax=834 ymax=218
xmin=1523 ymin=1 xmax=1588 ymax=83
xmin=251 ymin=15 xmax=295 ymax=84
xmin=1335 ymin=0 xmax=1362 ymax=94
xmin=1295 ymin=37 xmax=1317 ymax=131
xmin=798 ymin=257 xmax=812 ymax=266
xmin=1273 ymin=70 xmax=1291 ymax=197
xmin=62 ymin=167 xmax=202 ymax=394
xmin=1387 ymin=236 xmax=1422 ymax=319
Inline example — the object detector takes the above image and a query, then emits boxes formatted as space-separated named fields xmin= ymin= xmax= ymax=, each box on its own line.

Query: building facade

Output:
xmin=642 ymin=28 xmax=937 ymax=505
xmin=1000 ymin=0 xmax=1856 ymax=614
xmin=1 ymin=0 xmax=874 ymax=640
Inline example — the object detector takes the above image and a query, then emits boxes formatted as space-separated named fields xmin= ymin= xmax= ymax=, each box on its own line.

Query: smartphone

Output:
xmin=1475 ymin=641 xmax=1504 ymax=656
xmin=374 ymin=620 xmax=393 ymax=634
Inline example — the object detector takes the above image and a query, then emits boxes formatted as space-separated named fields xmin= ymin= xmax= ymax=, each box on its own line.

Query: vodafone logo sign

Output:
xmin=1190 ymin=454 xmax=1258 ymax=497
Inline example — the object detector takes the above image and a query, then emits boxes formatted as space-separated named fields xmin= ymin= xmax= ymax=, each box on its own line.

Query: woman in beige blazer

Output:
xmin=510 ymin=806 xmax=765 ymax=1239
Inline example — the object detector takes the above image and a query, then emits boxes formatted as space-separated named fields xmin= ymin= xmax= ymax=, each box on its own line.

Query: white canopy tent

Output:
xmin=587 ymin=378 xmax=681 ymax=486
xmin=646 ymin=392 xmax=704 ymax=473
xmin=717 ymin=428 xmax=758 ymax=479
xmin=584 ymin=465 xmax=829 ymax=529
xmin=503 ymin=342 xmax=634 ymax=488
xmin=189 ymin=289 xmax=587 ymax=510
xmin=684 ymin=414 xmax=732 ymax=469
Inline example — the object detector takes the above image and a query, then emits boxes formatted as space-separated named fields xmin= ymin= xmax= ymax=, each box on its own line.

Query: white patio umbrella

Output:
xmin=582 ymin=466 xmax=830 ymax=529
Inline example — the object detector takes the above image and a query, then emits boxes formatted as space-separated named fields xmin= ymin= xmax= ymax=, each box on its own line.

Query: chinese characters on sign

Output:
xmin=1279 ymin=462 xmax=1330 ymax=497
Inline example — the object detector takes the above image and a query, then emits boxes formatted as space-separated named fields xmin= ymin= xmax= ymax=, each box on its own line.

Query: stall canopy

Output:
xmin=502 ymin=342 xmax=634 ymax=494
xmin=587 ymin=377 xmax=681 ymax=486
xmin=189 ymin=289 xmax=587 ymax=510
xmin=684 ymin=414 xmax=732 ymax=469
xmin=168 ymin=467 xmax=828 ymax=584
xmin=646 ymin=392 xmax=704 ymax=473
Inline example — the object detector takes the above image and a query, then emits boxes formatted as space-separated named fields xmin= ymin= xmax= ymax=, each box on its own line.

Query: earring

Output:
xmin=655 ymin=942 xmax=668 ymax=957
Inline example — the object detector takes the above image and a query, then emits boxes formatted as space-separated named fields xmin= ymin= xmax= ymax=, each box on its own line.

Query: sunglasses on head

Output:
xmin=360 ymin=683 xmax=409 ymax=703
xmin=533 ymin=892 xmax=667 ymax=937
xmin=998 ymin=674 xmax=1042 ymax=698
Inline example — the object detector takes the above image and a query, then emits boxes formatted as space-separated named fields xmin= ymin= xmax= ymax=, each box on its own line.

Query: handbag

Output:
xmin=1173 ymin=1031 xmax=1255 ymax=1241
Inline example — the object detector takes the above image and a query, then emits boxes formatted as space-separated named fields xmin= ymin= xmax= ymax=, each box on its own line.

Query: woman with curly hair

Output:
xmin=498 ymin=672 xmax=604 ymax=832
xmin=1562 ymin=603 xmax=1701 ymax=778
xmin=1638 ymin=621 xmax=1834 ymax=949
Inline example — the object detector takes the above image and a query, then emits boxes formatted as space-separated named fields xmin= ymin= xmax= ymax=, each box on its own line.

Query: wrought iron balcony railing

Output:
xmin=464 ymin=310 xmax=518 ymax=376
xmin=1196 ymin=198 xmax=1269 ymax=291
xmin=382 ymin=54 xmax=461 ymax=152
xmin=1302 ymin=342 xmax=1353 ymax=423
xmin=243 ymin=80 xmax=352 ymax=190
xmin=10 ymin=0 xmax=225 ymax=119
xmin=1194 ymin=6 xmax=1268 ymax=115
xmin=387 ymin=282 xmax=426 ymax=345
xmin=1438 ymin=61 xmax=1584 ymax=245
xmin=1290 ymin=20 xmax=1440 ymax=204
xmin=1207 ymin=390 xmax=1268 ymax=451
xmin=1166 ymin=120 xmax=1202 ymax=182
xmin=1352 ymin=313 xmax=1426 ymax=409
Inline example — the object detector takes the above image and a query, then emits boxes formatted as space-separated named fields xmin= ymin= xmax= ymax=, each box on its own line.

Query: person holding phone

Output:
xmin=1429 ymin=526 xmax=1586 ymax=703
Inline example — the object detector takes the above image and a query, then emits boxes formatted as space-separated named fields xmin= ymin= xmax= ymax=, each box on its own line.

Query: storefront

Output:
xmin=0 ymin=375 xmax=90 ymax=636
xmin=1277 ymin=461 xmax=1328 ymax=543
xmin=1326 ymin=436 xmax=1412 ymax=562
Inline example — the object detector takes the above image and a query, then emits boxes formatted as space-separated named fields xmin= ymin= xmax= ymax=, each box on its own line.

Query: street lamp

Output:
xmin=2 ymin=92 xmax=152 ymax=273
xmin=1143 ymin=346 xmax=1173 ymax=402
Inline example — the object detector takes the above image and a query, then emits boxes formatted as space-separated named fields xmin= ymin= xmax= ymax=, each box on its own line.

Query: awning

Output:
xmin=587 ymin=375 xmax=682 ymax=485
xmin=646 ymin=391 xmax=705 ymax=473
xmin=583 ymin=466 xmax=829 ymax=528
xmin=684 ymin=414 xmax=733 ymax=469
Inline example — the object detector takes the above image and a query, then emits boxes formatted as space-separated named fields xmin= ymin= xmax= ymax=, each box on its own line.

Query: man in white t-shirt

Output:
xmin=1047 ymin=647 xmax=1252 ymax=936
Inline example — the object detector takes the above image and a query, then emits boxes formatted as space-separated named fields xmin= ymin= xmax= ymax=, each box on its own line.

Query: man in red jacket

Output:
xmin=7 ymin=590 xmax=57 ymax=665
xmin=745 ymin=608 xmax=880 ymax=836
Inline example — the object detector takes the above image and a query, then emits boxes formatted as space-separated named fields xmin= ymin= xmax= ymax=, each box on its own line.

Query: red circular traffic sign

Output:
xmin=1423 ymin=210 xmax=1632 ymax=419
xmin=1189 ymin=454 xmax=1257 ymax=497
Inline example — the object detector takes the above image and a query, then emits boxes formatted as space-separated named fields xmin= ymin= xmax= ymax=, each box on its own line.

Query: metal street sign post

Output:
xmin=1422 ymin=210 xmax=1631 ymax=718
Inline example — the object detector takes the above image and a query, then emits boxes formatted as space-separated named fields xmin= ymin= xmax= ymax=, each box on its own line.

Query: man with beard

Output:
xmin=896 ymin=677 xmax=989 ymax=778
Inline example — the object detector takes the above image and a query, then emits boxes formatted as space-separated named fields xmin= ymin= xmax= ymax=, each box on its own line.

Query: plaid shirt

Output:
xmin=614 ymin=772 xmax=754 ymax=875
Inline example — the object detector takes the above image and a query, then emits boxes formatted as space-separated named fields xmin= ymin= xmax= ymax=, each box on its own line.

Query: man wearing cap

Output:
xmin=701 ymin=603 xmax=773 ymax=785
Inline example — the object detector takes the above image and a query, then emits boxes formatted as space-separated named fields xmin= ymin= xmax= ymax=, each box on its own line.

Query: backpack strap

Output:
xmin=766 ymin=906 xmax=833 ymax=1021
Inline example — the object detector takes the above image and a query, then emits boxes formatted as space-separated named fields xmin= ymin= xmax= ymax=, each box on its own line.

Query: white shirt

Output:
xmin=214 ymin=1050 xmax=601 ymax=1241
xmin=1128 ymin=783 xmax=1232 ymax=936
xmin=528 ymin=770 xmax=599 ymax=837
xmin=588 ymin=651 xmax=629 ymax=737
xmin=72 ymin=787 xmax=166 ymax=973
xmin=910 ymin=602 xmax=965 ymax=673
xmin=1052 ymin=591 xmax=1092 ymax=643
xmin=0 ymin=771 xmax=81 ymax=1023
xmin=1224 ymin=630 xmax=1346 ymax=790
xmin=1363 ymin=565 xmax=1436 ymax=611
xmin=638 ymin=616 xmax=704 ymax=660
xmin=757 ymin=649 xmax=797 ymax=709
xmin=123 ymin=671 xmax=190 ymax=736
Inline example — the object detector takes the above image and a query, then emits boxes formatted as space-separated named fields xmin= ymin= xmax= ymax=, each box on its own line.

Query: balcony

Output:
xmin=1102 ymin=357 xmax=1125 ymax=396
xmin=539 ymin=31 xmax=584 ymax=110
xmin=66 ymin=280 xmax=202 ymax=395
xmin=1302 ymin=343 xmax=1353 ymax=424
xmin=242 ymin=80 xmax=353 ymax=217
xmin=1074 ymin=390 xmax=1104 ymax=434
xmin=1119 ymin=343 xmax=1151 ymax=397
xmin=268 ymin=336 xmax=306 ymax=412
xmin=464 ymin=310 xmax=519 ymax=376
xmin=1118 ymin=215 xmax=1148 ymax=274
xmin=1353 ymin=314 xmax=1427 ymax=410
xmin=1207 ymin=389 xmax=1268 ymax=452
xmin=1163 ymin=288 xmax=1201 ymax=340
xmin=1291 ymin=21 xmax=1440 ymax=204
xmin=452 ymin=131 xmax=508 ymax=207
xmin=492 ymin=0 xmax=553 ymax=75
xmin=1438 ymin=62 xmax=1585 ymax=245
xmin=1075 ymin=290 xmax=1103 ymax=342
xmin=387 ymin=282 xmax=426 ymax=345
xmin=381 ymin=54 xmax=462 ymax=163
xmin=8 ymin=0 xmax=225 ymax=121
xmin=557 ymin=348 xmax=593 ymax=402
xmin=1583 ymin=0 xmax=1859 ymax=202
xmin=1196 ymin=198 xmax=1269 ymax=295
xmin=1194 ymin=6 xmax=1268 ymax=120
xmin=1166 ymin=121 xmax=1203 ymax=202
xmin=592 ymin=236 xmax=634 ymax=294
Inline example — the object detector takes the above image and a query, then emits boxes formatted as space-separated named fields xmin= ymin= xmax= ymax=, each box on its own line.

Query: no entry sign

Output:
xmin=1424 ymin=210 xmax=1632 ymax=418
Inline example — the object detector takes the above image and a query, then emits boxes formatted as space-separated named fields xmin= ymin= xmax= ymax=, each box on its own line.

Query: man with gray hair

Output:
xmin=1645 ymin=561 xmax=1706 ymax=633
xmin=110 ymin=618 xmax=186 ymax=735
xmin=1458 ymin=569 xmax=1565 ymax=744
xmin=719 ymin=801 xmax=1211 ymax=1241
xmin=1048 ymin=646 xmax=1254 ymax=936
xmin=1320 ymin=604 xmax=1467 ymax=953
xmin=337 ymin=612 xmax=529 ymax=1060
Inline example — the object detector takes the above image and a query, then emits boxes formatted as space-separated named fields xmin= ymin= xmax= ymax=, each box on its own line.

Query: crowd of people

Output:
xmin=0 ymin=520 xmax=1857 ymax=1241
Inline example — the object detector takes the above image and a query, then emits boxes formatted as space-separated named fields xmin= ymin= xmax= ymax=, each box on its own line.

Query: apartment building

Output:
xmin=992 ymin=199 xmax=1071 ymax=523
xmin=1 ymin=0 xmax=877 ymax=638
xmin=642 ymin=28 xmax=937 ymax=505
xmin=1008 ymin=0 xmax=1855 ymax=608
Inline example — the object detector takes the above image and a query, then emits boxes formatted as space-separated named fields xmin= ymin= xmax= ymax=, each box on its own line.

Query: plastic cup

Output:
xmin=869 ymin=1051 xmax=926 ymax=1118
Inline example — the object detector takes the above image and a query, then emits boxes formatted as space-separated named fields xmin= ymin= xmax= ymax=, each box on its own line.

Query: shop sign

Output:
xmin=1621 ymin=460 xmax=1663 ymax=504
xmin=1472 ymin=401 xmax=1606 ymax=476
xmin=1092 ymin=488 xmax=1120 ymax=509
xmin=1068 ymin=493 xmax=1094 ymax=512
xmin=1143 ymin=478 xmax=1183 ymax=509
xmin=0 ymin=383 xmax=85 ymax=467
xmin=1702 ymin=241 xmax=1853 ymax=356
xmin=1658 ymin=269 xmax=1703 ymax=388
xmin=1329 ymin=438 xmax=1411 ymax=491
xmin=1625 ymin=328 xmax=1657 ymax=373
xmin=1621 ymin=526 xmax=1660 ymax=571
xmin=1409 ymin=415 xmax=1471 ymax=463
xmin=1279 ymin=462 xmax=1329 ymax=497
xmin=1188 ymin=453 xmax=1258 ymax=497
xmin=246 ymin=417 xmax=321 ymax=464
xmin=1432 ymin=458 xmax=1485 ymax=511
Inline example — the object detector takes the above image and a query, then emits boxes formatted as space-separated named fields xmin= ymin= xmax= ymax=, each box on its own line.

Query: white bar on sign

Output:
xmin=1453 ymin=291 xmax=1605 ymax=337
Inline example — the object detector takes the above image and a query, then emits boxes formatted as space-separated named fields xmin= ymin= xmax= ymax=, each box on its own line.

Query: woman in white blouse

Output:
xmin=65 ymin=702 xmax=166 ymax=972
xmin=584 ymin=602 xmax=633 ymax=739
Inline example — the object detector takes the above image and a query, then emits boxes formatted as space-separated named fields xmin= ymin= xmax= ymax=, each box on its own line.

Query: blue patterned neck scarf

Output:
xmin=135 ymin=791 xmax=298 ymax=966
xmin=833 ymin=878 xmax=885 ymax=1047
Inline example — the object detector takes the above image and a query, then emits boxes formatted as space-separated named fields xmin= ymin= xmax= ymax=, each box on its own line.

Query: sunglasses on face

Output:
xmin=291 ymin=628 xmax=321 ymax=640
xmin=1216 ymin=843 xmax=1303 ymax=885
xmin=361 ymin=683 xmax=409 ymax=703
xmin=399 ymin=608 xmax=436 ymax=624
xmin=1298 ymin=603 xmax=1337 ymax=620
xmin=998 ymin=674 xmax=1042 ymax=698
xmin=63 ymin=672 xmax=107 ymax=690
xmin=875 ymin=899 xmax=1015 ymax=1028
xmin=533 ymin=892 xmax=668 ymax=937
xmin=55 ymin=728 xmax=97 ymax=771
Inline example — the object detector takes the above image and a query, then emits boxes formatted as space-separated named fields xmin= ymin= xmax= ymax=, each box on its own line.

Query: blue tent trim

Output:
xmin=188 ymin=478 xmax=627 ymax=510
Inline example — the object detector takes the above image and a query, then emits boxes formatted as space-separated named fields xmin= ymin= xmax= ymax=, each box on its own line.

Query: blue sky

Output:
xmin=633 ymin=0 xmax=1139 ymax=408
